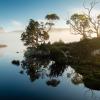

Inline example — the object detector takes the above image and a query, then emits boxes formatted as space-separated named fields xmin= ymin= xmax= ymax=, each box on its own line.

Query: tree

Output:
xmin=83 ymin=0 xmax=100 ymax=37
xmin=21 ymin=14 xmax=59 ymax=48
xmin=45 ymin=13 xmax=60 ymax=32
xmin=67 ymin=13 xmax=89 ymax=39
xmin=67 ymin=0 xmax=100 ymax=39
xmin=21 ymin=19 xmax=49 ymax=48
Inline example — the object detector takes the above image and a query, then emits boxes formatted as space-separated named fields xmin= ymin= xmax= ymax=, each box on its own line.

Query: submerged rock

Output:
xmin=12 ymin=60 xmax=20 ymax=66
xmin=20 ymin=70 xmax=24 ymax=74
xmin=46 ymin=79 xmax=60 ymax=87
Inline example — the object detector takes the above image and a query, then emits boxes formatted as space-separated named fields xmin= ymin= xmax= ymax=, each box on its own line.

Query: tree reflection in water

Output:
xmin=72 ymin=65 xmax=100 ymax=90
xmin=13 ymin=47 xmax=100 ymax=99
xmin=18 ymin=47 xmax=69 ymax=87
xmin=71 ymin=65 xmax=100 ymax=100
xmin=21 ymin=58 xmax=51 ymax=82
xmin=46 ymin=79 xmax=60 ymax=87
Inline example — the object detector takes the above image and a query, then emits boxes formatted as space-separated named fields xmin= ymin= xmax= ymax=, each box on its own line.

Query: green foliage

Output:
xmin=68 ymin=13 xmax=89 ymax=39
xmin=71 ymin=14 xmax=89 ymax=28
xmin=45 ymin=13 xmax=60 ymax=32
xmin=49 ymin=46 xmax=67 ymax=64
xmin=65 ymin=37 xmax=100 ymax=64
xmin=45 ymin=14 xmax=59 ymax=20
xmin=21 ymin=19 xmax=49 ymax=48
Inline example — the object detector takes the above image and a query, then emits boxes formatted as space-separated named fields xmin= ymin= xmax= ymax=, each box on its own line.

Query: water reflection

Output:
xmin=11 ymin=46 xmax=100 ymax=99
xmin=17 ymin=47 xmax=100 ymax=91
xmin=72 ymin=65 xmax=100 ymax=90
xmin=69 ymin=65 xmax=100 ymax=100
xmin=17 ymin=47 xmax=68 ymax=87
xmin=0 ymin=48 xmax=6 ymax=57
xmin=46 ymin=79 xmax=60 ymax=87
xmin=71 ymin=73 xmax=83 ymax=85
xmin=49 ymin=63 xmax=67 ymax=77
xmin=0 ymin=43 xmax=7 ymax=58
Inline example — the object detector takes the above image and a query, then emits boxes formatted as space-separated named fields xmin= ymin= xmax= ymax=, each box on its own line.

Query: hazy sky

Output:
xmin=0 ymin=0 xmax=99 ymax=31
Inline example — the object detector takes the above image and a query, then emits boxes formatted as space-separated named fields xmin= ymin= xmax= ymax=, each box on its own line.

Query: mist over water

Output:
xmin=49 ymin=30 xmax=81 ymax=43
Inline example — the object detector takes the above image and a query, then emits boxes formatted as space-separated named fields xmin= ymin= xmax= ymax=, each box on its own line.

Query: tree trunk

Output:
xmin=96 ymin=31 xmax=100 ymax=37
xmin=47 ymin=25 xmax=52 ymax=33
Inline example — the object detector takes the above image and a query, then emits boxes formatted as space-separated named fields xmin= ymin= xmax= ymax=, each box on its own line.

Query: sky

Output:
xmin=0 ymin=0 xmax=100 ymax=32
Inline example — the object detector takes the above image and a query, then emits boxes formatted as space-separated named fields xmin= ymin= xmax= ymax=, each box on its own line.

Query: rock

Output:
xmin=46 ymin=79 xmax=60 ymax=87
xmin=12 ymin=60 xmax=20 ymax=66
xmin=20 ymin=70 xmax=24 ymax=74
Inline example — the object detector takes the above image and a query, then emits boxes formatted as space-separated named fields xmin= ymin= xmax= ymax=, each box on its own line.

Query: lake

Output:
xmin=0 ymin=33 xmax=100 ymax=100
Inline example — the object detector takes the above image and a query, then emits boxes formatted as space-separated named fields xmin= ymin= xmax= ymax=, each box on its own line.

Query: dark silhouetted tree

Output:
xmin=45 ymin=13 xmax=60 ymax=32
xmin=21 ymin=19 xmax=49 ymax=48
xmin=67 ymin=14 xmax=89 ymax=39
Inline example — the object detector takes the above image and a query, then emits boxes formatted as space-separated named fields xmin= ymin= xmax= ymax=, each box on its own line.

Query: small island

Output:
xmin=0 ymin=44 xmax=7 ymax=48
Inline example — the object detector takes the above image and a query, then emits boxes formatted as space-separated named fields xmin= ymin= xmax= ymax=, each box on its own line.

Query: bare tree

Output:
xmin=83 ymin=0 xmax=100 ymax=37
xmin=67 ymin=13 xmax=90 ymax=39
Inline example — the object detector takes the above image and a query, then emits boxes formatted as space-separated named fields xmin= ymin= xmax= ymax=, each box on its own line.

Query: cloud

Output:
xmin=10 ymin=20 xmax=25 ymax=32
xmin=12 ymin=20 xmax=22 ymax=27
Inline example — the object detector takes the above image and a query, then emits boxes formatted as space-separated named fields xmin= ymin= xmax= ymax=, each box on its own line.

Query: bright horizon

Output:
xmin=0 ymin=0 xmax=100 ymax=32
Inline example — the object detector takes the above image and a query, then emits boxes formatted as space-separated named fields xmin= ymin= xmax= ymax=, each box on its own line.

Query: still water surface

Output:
xmin=0 ymin=33 xmax=100 ymax=100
